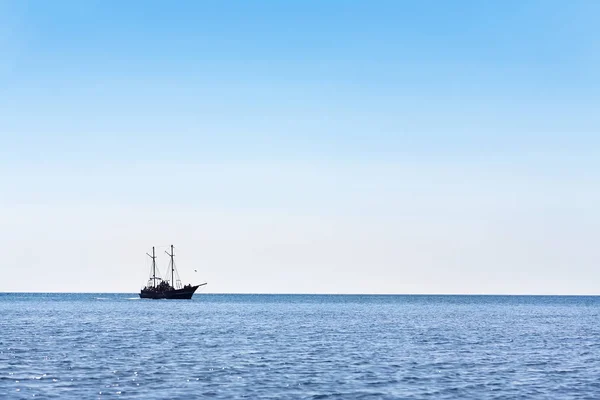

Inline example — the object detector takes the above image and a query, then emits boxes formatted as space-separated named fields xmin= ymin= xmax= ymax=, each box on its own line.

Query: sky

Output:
xmin=1 ymin=0 xmax=599 ymax=294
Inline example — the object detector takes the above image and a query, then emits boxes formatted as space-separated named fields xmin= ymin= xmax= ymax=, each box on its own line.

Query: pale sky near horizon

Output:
xmin=1 ymin=0 xmax=599 ymax=294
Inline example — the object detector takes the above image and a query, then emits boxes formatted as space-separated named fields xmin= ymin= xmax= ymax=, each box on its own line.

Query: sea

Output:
xmin=1 ymin=294 xmax=600 ymax=399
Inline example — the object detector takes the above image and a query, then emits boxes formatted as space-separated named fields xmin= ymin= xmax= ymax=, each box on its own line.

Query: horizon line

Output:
xmin=1 ymin=291 xmax=599 ymax=297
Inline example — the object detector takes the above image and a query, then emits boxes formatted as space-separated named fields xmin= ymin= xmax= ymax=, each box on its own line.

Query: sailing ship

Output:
xmin=139 ymin=245 xmax=207 ymax=299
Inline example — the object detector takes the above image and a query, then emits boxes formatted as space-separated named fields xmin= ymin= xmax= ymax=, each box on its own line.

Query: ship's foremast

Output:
xmin=165 ymin=244 xmax=175 ymax=289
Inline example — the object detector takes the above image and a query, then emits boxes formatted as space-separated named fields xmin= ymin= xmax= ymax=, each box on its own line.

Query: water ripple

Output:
xmin=1 ymin=294 xmax=600 ymax=399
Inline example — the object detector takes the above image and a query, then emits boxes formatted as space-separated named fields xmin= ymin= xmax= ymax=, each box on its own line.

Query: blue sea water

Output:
xmin=1 ymin=294 xmax=600 ymax=399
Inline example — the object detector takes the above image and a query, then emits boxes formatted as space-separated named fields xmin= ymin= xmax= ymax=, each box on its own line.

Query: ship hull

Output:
xmin=139 ymin=285 xmax=200 ymax=300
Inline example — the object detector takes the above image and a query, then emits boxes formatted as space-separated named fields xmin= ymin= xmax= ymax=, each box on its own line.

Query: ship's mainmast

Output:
xmin=146 ymin=246 xmax=157 ymax=288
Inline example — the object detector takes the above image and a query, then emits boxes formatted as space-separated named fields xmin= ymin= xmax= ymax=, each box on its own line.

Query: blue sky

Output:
xmin=1 ymin=1 xmax=599 ymax=293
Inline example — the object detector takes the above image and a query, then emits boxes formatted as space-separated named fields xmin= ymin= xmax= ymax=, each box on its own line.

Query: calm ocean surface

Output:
xmin=1 ymin=294 xmax=600 ymax=399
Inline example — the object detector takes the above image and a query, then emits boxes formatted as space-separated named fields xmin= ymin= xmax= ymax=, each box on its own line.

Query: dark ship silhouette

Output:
xmin=140 ymin=245 xmax=206 ymax=299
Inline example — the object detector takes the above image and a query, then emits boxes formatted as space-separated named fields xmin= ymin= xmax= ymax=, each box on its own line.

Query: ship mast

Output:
xmin=146 ymin=246 xmax=157 ymax=288
xmin=165 ymin=244 xmax=175 ymax=289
